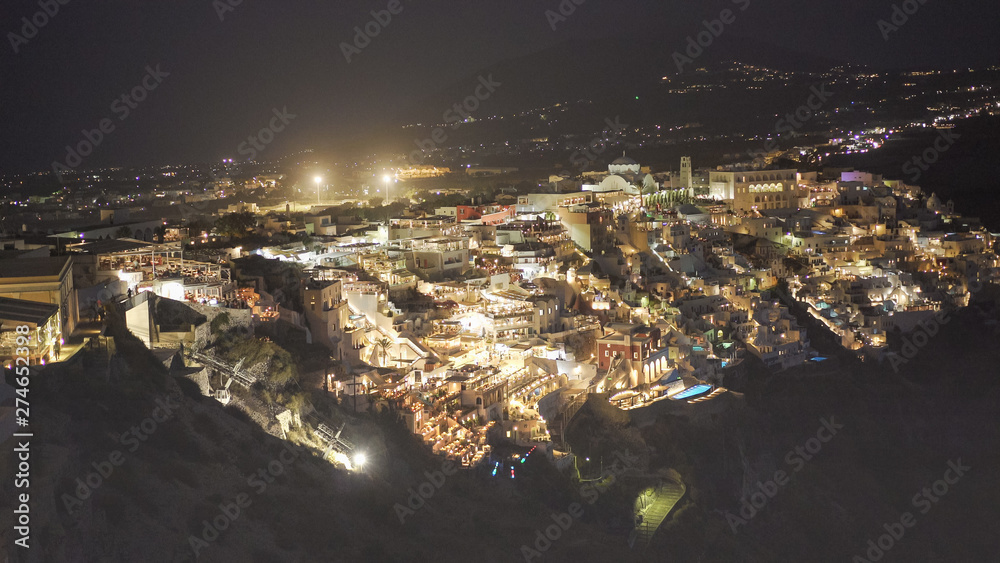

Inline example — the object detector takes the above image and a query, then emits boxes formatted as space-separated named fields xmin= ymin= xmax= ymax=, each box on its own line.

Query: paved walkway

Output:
xmin=57 ymin=321 xmax=105 ymax=362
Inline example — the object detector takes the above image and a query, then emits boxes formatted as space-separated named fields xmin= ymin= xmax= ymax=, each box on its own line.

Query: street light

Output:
xmin=314 ymin=176 xmax=323 ymax=207
xmin=354 ymin=452 xmax=366 ymax=471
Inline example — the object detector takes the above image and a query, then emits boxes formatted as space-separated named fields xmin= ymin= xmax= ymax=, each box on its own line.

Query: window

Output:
xmin=605 ymin=351 xmax=609 ymax=357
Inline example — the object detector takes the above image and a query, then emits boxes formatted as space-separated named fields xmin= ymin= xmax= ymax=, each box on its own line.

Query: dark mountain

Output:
xmin=392 ymin=34 xmax=845 ymax=128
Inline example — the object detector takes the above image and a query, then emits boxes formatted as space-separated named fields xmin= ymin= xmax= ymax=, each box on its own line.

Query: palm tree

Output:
xmin=371 ymin=337 xmax=393 ymax=367
xmin=641 ymin=181 xmax=657 ymax=210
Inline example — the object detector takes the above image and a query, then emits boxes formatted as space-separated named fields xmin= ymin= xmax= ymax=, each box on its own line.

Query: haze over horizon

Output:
xmin=2 ymin=0 xmax=998 ymax=174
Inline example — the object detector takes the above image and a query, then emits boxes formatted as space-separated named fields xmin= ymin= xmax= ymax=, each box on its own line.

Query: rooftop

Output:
xmin=70 ymin=238 xmax=152 ymax=254
xmin=0 ymin=296 xmax=59 ymax=325
xmin=0 ymin=256 xmax=71 ymax=280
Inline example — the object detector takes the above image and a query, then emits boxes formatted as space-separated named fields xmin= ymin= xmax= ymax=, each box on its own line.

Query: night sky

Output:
xmin=1 ymin=0 xmax=997 ymax=173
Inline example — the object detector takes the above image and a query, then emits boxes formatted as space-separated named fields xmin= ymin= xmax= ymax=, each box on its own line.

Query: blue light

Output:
xmin=672 ymin=384 xmax=712 ymax=400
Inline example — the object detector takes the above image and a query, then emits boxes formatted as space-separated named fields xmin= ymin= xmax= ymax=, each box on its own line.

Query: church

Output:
xmin=579 ymin=152 xmax=655 ymax=197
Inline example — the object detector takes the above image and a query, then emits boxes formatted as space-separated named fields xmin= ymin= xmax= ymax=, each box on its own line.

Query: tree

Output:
xmin=286 ymin=392 xmax=310 ymax=416
xmin=114 ymin=225 xmax=134 ymax=239
xmin=210 ymin=312 xmax=231 ymax=335
xmin=215 ymin=333 xmax=298 ymax=392
xmin=371 ymin=337 xmax=393 ymax=367
xmin=185 ymin=219 xmax=210 ymax=238
xmin=641 ymin=181 xmax=657 ymax=209
xmin=215 ymin=211 xmax=257 ymax=238
xmin=567 ymin=330 xmax=597 ymax=360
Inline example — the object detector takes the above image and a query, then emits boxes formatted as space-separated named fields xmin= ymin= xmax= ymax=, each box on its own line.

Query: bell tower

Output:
xmin=680 ymin=156 xmax=692 ymax=189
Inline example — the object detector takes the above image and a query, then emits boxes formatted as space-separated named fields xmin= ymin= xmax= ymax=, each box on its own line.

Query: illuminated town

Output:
xmin=2 ymin=4 xmax=999 ymax=560
xmin=4 ymin=143 xmax=996 ymax=459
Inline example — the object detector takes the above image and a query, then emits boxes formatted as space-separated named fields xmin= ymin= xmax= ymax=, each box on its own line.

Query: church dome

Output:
xmin=926 ymin=192 xmax=945 ymax=212
xmin=608 ymin=152 xmax=641 ymax=175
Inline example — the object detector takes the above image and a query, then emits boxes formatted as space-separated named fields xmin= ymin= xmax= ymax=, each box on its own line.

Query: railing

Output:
xmin=188 ymin=350 xmax=257 ymax=388
xmin=310 ymin=419 xmax=355 ymax=456
xmin=630 ymin=476 xmax=687 ymax=549
xmin=113 ymin=290 xmax=153 ymax=315
xmin=551 ymin=393 xmax=588 ymax=445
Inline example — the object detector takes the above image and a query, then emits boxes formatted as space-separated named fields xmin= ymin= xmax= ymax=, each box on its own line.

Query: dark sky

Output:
xmin=1 ymin=0 xmax=997 ymax=174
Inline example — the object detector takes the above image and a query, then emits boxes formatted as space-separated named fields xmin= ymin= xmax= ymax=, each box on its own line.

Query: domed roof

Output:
xmin=926 ymin=192 xmax=944 ymax=210
xmin=611 ymin=156 xmax=638 ymax=166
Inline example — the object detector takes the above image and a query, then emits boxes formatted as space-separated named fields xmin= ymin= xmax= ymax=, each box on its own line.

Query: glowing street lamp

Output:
xmin=354 ymin=452 xmax=366 ymax=471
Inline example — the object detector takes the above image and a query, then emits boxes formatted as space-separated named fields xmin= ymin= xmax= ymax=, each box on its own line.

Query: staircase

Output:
xmin=632 ymin=479 xmax=686 ymax=548
xmin=550 ymin=392 xmax=588 ymax=445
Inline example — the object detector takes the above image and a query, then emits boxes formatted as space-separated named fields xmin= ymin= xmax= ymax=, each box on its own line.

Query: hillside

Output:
xmin=563 ymin=291 xmax=1000 ymax=562
xmin=4 ymin=292 xmax=999 ymax=562
xmin=0 ymin=316 xmax=639 ymax=563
